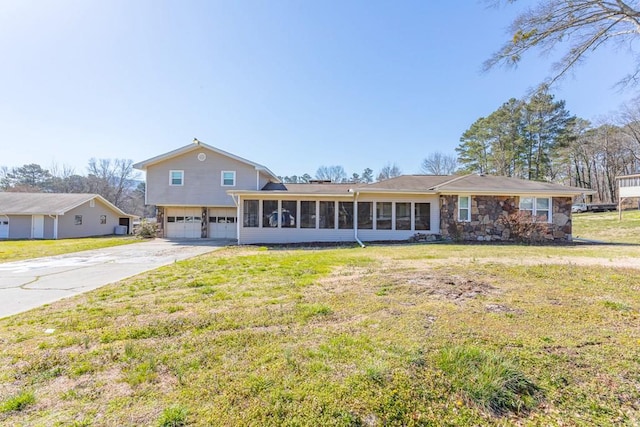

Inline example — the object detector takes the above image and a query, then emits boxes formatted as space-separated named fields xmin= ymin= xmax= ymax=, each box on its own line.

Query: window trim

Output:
xmin=458 ymin=196 xmax=471 ymax=222
xmin=221 ymin=171 xmax=236 ymax=187
xmin=169 ymin=170 xmax=184 ymax=186
xmin=75 ymin=215 xmax=83 ymax=225
xmin=519 ymin=196 xmax=552 ymax=223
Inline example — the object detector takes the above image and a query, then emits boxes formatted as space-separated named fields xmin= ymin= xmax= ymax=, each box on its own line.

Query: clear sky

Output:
xmin=1 ymin=0 xmax=637 ymax=179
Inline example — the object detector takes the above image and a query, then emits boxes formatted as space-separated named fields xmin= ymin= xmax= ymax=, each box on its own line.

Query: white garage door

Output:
xmin=166 ymin=208 xmax=202 ymax=238
xmin=208 ymin=208 xmax=237 ymax=239
xmin=0 ymin=218 xmax=8 ymax=239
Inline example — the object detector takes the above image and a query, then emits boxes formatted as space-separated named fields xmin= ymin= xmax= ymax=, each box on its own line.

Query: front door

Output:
xmin=32 ymin=215 xmax=44 ymax=239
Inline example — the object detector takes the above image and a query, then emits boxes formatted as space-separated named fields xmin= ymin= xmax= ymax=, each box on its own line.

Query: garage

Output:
xmin=0 ymin=218 xmax=8 ymax=239
xmin=209 ymin=208 xmax=237 ymax=239
xmin=166 ymin=208 xmax=202 ymax=238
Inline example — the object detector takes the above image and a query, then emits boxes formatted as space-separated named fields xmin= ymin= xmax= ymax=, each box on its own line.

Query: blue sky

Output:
xmin=1 ymin=0 xmax=636 ymax=179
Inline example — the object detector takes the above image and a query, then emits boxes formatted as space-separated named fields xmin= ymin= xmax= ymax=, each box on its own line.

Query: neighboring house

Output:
xmin=136 ymin=141 xmax=592 ymax=244
xmin=0 ymin=193 xmax=135 ymax=239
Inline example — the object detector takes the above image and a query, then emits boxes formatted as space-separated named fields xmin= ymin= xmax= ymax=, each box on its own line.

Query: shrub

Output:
xmin=497 ymin=212 xmax=549 ymax=243
xmin=135 ymin=220 xmax=157 ymax=239
xmin=436 ymin=346 xmax=542 ymax=416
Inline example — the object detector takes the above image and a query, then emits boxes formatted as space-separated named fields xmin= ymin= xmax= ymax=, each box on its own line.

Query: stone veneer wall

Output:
xmin=156 ymin=206 xmax=165 ymax=238
xmin=439 ymin=195 xmax=573 ymax=242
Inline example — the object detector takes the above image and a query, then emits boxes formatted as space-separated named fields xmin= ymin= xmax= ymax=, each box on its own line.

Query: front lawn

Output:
xmin=572 ymin=209 xmax=640 ymax=243
xmin=0 ymin=236 xmax=140 ymax=263
xmin=0 ymin=244 xmax=638 ymax=425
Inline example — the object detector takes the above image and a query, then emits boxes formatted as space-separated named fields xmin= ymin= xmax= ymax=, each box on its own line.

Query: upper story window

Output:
xmin=221 ymin=171 xmax=236 ymax=187
xmin=519 ymin=197 xmax=551 ymax=223
xmin=170 ymin=170 xmax=184 ymax=186
xmin=458 ymin=196 xmax=471 ymax=222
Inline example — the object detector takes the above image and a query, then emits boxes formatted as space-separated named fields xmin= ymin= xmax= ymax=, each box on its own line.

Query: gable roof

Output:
xmin=0 ymin=193 xmax=132 ymax=216
xmin=432 ymin=174 xmax=593 ymax=195
xmin=358 ymin=174 xmax=590 ymax=195
xmin=228 ymin=173 xmax=593 ymax=197
xmin=133 ymin=141 xmax=279 ymax=181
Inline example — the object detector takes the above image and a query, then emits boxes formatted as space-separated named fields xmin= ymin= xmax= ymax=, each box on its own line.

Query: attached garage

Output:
xmin=166 ymin=208 xmax=202 ymax=238
xmin=208 ymin=208 xmax=237 ymax=239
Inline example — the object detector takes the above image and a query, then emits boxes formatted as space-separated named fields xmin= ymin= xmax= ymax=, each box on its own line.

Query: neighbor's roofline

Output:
xmin=0 ymin=194 xmax=135 ymax=217
xmin=133 ymin=141 xmax=280 ymax=181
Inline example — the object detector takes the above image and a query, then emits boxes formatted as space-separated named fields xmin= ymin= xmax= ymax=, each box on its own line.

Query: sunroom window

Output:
xmin=243 ymin=200 xmax=259 ymax=227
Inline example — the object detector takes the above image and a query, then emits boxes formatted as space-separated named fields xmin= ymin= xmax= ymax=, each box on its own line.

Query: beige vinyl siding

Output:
xmin=145 ymin=148 xmax=270 ymax=207
xmin=57 ymin=200 xmax=123 ymax=239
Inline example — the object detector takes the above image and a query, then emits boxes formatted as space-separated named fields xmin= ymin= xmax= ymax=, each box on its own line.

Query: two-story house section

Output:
xmin=133 ymin=140 xmax=279 ymax=239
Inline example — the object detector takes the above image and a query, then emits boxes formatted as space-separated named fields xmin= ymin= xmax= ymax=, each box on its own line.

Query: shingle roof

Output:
xmin=229 ymin=173 xmax=593 ymax=196
xmin=0 ymin=193 xmax=131 ymax=216
xmin=260 ymin=182 xmax=357 ymax=194
xmin=432 ymin=174 xmax=591 ymax=195
xmin=362 ymin=175 xmax=453 ymax=191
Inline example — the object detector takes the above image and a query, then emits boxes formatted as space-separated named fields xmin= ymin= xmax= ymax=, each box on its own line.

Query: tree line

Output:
xmin=455 ymin=91 xmax=640 ymax=203
xmin=0 ymin=159 xmax=148 ymax=216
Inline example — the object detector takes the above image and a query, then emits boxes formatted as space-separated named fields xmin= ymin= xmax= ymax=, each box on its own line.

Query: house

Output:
xmin=0 ymin=193 xmax=135 ymax=239
xmin=135 ymin=141 xmax=591 ymax=243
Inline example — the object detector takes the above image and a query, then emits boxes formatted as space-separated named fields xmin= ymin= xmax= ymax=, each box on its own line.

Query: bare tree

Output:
xmin=87 ymin=158 xmax=140 ymax=209
xmin=485 ymin=1 xmax=640 ymax=88
xmin=420 ymin=152 xmax=459 ymax=175
xmin=377 ymin=163 xmax=402 ymax=181
xmin=315 ymin=165 xmax=347 ymax=182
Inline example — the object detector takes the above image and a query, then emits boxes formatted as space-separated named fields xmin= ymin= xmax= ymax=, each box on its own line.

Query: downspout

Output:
xmin=231 ymin=194 xmax=240 ymax=244
xmin=353 ymin=191 xmax=366 ymax=248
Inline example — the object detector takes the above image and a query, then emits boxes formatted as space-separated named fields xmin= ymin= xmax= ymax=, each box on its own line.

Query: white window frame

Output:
xmin=519 ymin=197 xmax=552 ymax=223
xmin=221 ymin=171 xmax=236 ymax=187
xmin=170 ymin=170 xmax=184 ymax=186
xmin=458 ymin=196 xmax=471 ymax=222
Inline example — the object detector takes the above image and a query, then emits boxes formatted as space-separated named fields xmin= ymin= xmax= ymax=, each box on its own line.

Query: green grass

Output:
xmin=572 ymin=209 xmax=640 ymax=243
xmin=0 ymin=236 xmax=139 ymax=263
xmin=0 ymin=390 xmax=35 ymax=413
xmin=0 ymin=243 xmax=638 ymax=425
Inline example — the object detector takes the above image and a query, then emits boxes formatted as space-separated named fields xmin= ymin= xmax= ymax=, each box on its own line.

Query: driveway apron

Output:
xmin=0 ymin=239 xmax=225 ymax=318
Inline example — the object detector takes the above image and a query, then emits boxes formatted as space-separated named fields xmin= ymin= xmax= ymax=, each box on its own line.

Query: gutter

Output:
xmin=353 ymin=191 xmax=366 ymax=248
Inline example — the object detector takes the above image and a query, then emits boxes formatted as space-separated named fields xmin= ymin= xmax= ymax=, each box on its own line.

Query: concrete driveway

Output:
xmin=0 ymin=239 xmax=227 ymax=319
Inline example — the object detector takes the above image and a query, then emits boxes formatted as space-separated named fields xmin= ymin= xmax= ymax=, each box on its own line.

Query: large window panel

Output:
xmin=376 ymin=202 xmax=392 ymax=230
xmin=263 ymin=200 xmax=278 ymax=228
xmin=338 ymin=202 xmax=354 ymax=229
xmin=357 ymin=202 xmax=373 ymax=229
xmin=243 ymin=200 xmax=259 ymax=227
xmin=415 ymin=203 xmax=431 ymax=230
xmin=281 ymin=201 xmax=297 ymax=228
xmin=396 ymin=202 xmax=411 ymax=230
xmin=519 ymin=197 xmax=551 ymax=222
xmin=300 ymin=201 xmax=316 ymax=229
xmin=319 ymin=201 xmax=335 ymax=229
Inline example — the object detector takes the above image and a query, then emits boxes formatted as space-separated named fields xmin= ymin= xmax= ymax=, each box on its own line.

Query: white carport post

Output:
xmin=53 ymin=215 xmax=59 ymax=239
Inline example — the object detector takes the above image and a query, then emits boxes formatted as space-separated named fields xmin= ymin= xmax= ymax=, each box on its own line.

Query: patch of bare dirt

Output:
xmin=485 ymin=304 xmax=524 ymax=314
xmin=398 ymin=273 xmax=498 ymax=301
